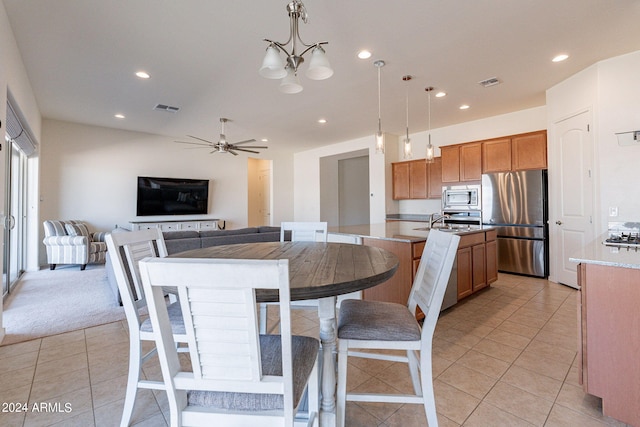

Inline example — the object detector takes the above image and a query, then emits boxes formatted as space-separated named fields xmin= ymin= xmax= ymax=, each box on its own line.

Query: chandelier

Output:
xmin=259 ymin=0 xmax=333 ymax=94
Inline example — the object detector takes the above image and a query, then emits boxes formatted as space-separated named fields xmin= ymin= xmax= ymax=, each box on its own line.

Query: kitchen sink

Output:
xmin=413 ymin=224 xmax=480 ymax=232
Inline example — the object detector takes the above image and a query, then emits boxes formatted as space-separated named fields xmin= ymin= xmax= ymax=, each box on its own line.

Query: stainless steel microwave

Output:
xmin=442 ymin=184 xmax=481 ymax=211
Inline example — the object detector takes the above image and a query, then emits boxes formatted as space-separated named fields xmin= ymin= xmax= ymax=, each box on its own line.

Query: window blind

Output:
xmin=5 ymin=101 xmax=37 ymax=156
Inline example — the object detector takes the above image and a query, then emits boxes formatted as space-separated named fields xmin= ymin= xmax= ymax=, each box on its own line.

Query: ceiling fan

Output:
xmin=175 ymin=118 xmax=267 ymax=156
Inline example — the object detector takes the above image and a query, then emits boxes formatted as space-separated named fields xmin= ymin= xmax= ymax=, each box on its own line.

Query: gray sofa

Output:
xmin=107 ymin=226 xmax=287 ymax=304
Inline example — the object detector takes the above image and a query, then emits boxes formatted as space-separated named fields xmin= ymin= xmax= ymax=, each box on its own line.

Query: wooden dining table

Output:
xmin=173 ymin=241 xmax=399 ymax=427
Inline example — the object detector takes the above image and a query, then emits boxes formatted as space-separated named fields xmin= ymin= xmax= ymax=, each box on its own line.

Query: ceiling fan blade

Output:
xmin=175 ymin=140 xmax=212 ymax=147
xmin=187 ymin=135 xmax=217 ymax=144
xmin=227 ymin=149 xmax=239 ymax=156
xmin=231 ymin=139 xmax=257 ymax=146
xmin=233 ymin=148 xmax=262 ymax=154
xmin=231 ymin=145 xmax=268 ymax=149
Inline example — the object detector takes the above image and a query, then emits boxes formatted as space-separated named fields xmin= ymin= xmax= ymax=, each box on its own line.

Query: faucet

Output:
xmin=429 ymin=212 xmax=450 ymax=228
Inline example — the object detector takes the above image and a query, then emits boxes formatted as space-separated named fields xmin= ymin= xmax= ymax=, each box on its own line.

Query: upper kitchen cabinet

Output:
xmin=482 ymin=130 xmax=547 ymax=173
xmin=482 ymin=137 xmax=512 ymax=172
xmin=441 ymin=143 xmax=482 ymax=183
xmin=511 ymin=130 xmax=547 ymax=170
xmin=392 ymin=158 xmax=441 ymax=200
xmin=427 ymin=157 xmax=442 ymax=199
xmin=441 ymin=146 xmax=460 ymax=182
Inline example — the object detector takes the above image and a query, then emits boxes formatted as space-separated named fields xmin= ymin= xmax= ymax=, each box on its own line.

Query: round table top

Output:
xmin=172 ymin=241 xmax=399 ymax=302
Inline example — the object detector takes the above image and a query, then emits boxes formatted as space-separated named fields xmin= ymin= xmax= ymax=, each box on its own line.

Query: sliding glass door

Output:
xmin=2 ymin=138 xmax=27 ymax=296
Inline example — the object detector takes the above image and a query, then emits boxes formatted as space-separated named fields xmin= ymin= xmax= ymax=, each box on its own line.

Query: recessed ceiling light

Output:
xmin=552 ymin=54 xmax=569 ymax=63
xmin=135 ymin=71 xmax=150 ymax=79
xmin=435 ymin=91 xmax=446 ymax=98
xmin=261 ymin=138 xmax=269 ymax=142
xmin=357 ymin=50 xmax=372 ymax=59
xmin=114 ymin=114 xmax=125 ymax=119
xmin=459 ymin=105 xmax=470 ymax=110
xmin=318 ymin=118 xmax=327 ymax=124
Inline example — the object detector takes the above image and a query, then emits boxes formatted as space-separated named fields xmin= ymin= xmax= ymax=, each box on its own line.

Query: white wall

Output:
xmin=547 ymin=50 xmax=640 ymax=232
xmin=39 ymin=119 xmax=294 ymax=265
xmin=0 ymin=0 xmax=43 ymax=341
xmin=596 ymin=51 xmax=640 ymax=227
xmin=295 ymin=106 xmax=547 ymax=222
xmin=294 ymin=133 xmax=399 ymax=224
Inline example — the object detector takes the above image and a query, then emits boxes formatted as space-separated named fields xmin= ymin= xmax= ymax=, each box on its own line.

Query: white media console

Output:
xmin=129 ymin=217 xmax=222 ymax=231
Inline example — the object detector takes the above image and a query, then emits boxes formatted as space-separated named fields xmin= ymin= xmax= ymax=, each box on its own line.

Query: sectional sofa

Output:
xmin=106 ymin=226 xmax=287 ymax=304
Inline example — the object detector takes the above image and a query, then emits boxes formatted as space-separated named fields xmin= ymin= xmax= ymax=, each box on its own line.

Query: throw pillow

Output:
xmin=65 ymin=222 xmax=92 ymax=241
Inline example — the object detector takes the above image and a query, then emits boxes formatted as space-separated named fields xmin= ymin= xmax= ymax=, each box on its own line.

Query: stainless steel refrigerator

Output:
xmin=482 ymin=170 xmax=548 ymax=277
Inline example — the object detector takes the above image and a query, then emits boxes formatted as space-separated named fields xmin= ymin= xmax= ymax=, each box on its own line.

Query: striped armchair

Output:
xmin=42 ymin=220 xmax=108 ymax=270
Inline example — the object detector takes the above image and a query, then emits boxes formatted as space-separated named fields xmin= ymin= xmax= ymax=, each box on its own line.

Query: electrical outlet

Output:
xmin=609 ymin=206 xmax=619 ymax=217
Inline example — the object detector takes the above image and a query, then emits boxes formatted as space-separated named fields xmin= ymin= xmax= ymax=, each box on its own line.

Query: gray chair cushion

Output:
xmin=187 ymin=335 xmax=319 ymax=411
xmin=338 ymin=299 xmax=421 ymax=341
xmin=140 ymin=301 xmax=186 ymax=335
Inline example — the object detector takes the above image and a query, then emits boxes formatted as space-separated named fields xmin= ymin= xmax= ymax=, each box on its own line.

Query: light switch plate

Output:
xmin=609 ymin=206 xmax=619 ymax=217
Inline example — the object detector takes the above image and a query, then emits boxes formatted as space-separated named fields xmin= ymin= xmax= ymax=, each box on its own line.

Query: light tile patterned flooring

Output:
xmin=0 ymin=274 xmax=631 ymax=426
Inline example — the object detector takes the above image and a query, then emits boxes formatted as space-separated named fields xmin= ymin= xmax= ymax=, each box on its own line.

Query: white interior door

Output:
xmin=552 ymin=110 xmax=594 ymax=288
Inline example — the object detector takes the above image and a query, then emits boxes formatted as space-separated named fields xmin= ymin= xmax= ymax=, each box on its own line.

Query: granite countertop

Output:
xmin=329 ymin=221 xmax=489 ymax=243
xmin=385 ymin=214 xmax=432 ymax=222
xmin=569 ymin=233 xmax=640 ymax=270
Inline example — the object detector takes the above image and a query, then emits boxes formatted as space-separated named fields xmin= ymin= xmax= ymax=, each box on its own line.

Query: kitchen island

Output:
xmin=570 ymin=238 xmax=640 ymax=427
xmin=329 ymin=221 xmax=497 ymax=308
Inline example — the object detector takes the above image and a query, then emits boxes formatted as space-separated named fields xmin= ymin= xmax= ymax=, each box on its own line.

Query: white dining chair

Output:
xmin=105 ymin=229 xmax=188 ymax=427
xmin=259 ymin=221 xmax=328 ymax=334
xmin=139 ymin=257 xmax=320 ymax=427
xmin=335 ymin=230 xmax=460 ymax=427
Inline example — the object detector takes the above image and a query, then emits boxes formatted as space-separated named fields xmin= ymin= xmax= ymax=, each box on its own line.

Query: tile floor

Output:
xmin=0 ymin=274 xmax=631 ymax=426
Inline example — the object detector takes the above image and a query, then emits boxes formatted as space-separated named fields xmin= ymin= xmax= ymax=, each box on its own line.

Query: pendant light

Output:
xmin=402 ymin=75 xmax=413 ymax=159
xmin=374 ymin=60 xmax=385 ymax=154
xmin=425 ymin=86 xmax=435 ymax=163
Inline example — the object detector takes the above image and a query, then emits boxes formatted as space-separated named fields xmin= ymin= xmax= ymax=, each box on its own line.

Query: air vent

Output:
xmin=478 ymin=77 xmax=501 ymax=88
xmin=154 ymin=104 xmax=180 ymax=113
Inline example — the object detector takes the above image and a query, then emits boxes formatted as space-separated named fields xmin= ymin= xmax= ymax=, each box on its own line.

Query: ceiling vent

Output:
xmin=478 ymin=77 xmax=501 ymax=88
xmin=154 ymin=104 xmax=180 ymax=113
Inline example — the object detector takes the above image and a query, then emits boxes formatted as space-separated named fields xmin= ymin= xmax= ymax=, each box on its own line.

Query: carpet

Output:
xmin=1 ymin=264 xmax=126 ymax=345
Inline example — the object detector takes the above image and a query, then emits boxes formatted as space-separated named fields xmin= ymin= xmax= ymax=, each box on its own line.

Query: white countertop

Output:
xmin=569 ymin=233 xmax=640 ymax=270
xmin=328 ymin=221 xmax=489 ymax=243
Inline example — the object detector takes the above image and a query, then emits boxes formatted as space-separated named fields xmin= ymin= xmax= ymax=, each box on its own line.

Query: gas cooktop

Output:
xmin=604 ymin=232 xmax=640 ymax=249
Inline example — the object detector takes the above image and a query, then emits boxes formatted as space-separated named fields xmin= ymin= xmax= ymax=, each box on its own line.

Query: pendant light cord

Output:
xmin=377 ymin=65 xmax=382 ymax=132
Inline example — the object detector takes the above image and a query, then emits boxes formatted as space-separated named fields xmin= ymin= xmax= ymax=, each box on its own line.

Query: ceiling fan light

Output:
xmin=305 ymin=46 xmax=333 ymax=80
xmin=279 ymin=67 xmax=303 ymax=94
xmin=259 ymin=45 xmax=287 ymax=79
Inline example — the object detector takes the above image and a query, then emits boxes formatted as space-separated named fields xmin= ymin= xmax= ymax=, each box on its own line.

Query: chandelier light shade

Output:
xmin=260 ymin=0 xmax=333 ymax=93
xmin=403 ymin=75 xmax=413 ymax=159
xmin=425 ymin=86 xmax=435 ymax=163
xmin=374 ymin=60 xmax=385 ymax=154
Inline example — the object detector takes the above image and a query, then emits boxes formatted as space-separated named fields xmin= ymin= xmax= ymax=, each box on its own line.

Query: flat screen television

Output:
xmin=136 ymin=176 xmax=209 ymax=216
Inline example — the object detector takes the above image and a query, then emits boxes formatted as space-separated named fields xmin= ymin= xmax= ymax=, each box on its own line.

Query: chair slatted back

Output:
xmin=106 ymin=228 xmax=168 ymax=314
xmin=408 ymin=230 xmax=460 ymax=332
xmin=280 ymin=221 xmax=328 ymax=243
xmin=140 ymin=258 xmax=294 ymax=400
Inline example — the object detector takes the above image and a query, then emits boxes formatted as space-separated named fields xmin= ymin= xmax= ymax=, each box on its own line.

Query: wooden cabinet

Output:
xmin=456 ymin=230 xmax=497 ymax=300
xmin=460 ymin=142 xmax=482 ymax=181
xmin=441 ymin=145 xmax=460 ymax=183
xmin=392 ymin=158 xmax=440 ymax=200
xmin=362 ymin=229 xmax=497 ymax=306
xmin=361 ymin=237 xmax=415 ymax=305
xmin=485 ymin=229 xmax=498 ymax=284
xmin=577 ymin=263 xmax=640 ymax=426
xmin=482 ymin=130 xmax=547 ymax=173
xmin=512 ymin=130 xmax=547 ymax=170
xmin=392 ymin=162 xmax=410 ymax=199
xmin=441 ymin=143 xmax=482 ymax=183
xmin=482 ymin=137 xmax=512 ymax=172
xmin=427 ymin=157 xmax=443 ymax=199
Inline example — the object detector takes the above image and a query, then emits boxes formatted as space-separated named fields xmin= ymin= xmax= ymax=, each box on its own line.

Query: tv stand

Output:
xmin=130 ymin=217 xmax=221 ymax=231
